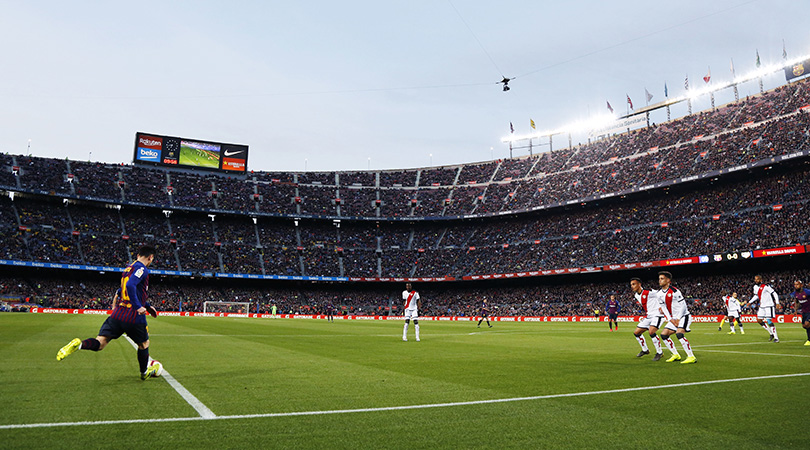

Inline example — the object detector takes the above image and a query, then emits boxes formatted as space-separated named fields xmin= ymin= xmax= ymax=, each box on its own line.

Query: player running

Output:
xmin=790 ymin=280 xmax=810 ymax=346
xmin=739 ymin=275 xmax=781 ymax=343
xmin=606 ymin=294 xmax=621 ymax=332
xmin=722 ymin=292 xmax=745 ymax=335
xmin=629 ymin=277 xmax=665 ymax=361
xmin=56 ymin=245 xmax=161 ymax=380
xmin=657 ymin=271 xmax=697 ymax=364
xmin=402 ymin=283 xmax=421 ymax=342
xmin=477 ymin=297 xmax=492 ymax=328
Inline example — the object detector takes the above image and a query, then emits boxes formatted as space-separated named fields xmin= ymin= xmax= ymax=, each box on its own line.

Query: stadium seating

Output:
xmin=0 ymin=78 xmax=808 ymax=283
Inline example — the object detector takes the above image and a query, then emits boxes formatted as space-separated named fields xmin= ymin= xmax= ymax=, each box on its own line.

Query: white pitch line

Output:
xmin=694 ymin=340 xmax=803 ymax=348
xmin=124 ymin=336 xmax=216 ymax=419
xmin=3 ymin=372 xmax=809 ymax=430
xmin=698 ymin=349 xmax=810 ymax=358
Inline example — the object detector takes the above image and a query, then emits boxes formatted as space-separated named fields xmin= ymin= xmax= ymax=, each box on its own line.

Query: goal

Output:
xmin=203 ymin=301 xmax=252 ymax=314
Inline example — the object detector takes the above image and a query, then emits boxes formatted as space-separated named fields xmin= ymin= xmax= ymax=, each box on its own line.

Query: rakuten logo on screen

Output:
xmin=139 ymin=136 xmax=162 ymax=149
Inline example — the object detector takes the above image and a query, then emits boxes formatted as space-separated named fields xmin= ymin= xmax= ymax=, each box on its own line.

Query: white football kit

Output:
xmin=751 ymin=284 xmax=779 ymax=319
xmin=661 ymin=286 xmax=691 ymax=332
xmin=723 ymin=295 xmax=741 ymax=318
xmin=635 ymin=289 xmax=665 ymax=329
xmin=402 ymin=289 xmax=420 ymax=320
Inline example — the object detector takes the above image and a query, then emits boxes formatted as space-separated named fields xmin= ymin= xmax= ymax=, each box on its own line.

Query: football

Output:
xmin=148 ymin=359 xmax=164 ymax=377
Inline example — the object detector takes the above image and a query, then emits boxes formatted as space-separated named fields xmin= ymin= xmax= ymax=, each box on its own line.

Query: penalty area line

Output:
xmin=2 ymin=371 xmax=810 ymax=430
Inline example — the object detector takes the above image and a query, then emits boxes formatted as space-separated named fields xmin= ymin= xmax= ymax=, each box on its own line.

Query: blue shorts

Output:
xmin=608 ymin=313 xmax=618 ymax=321
xmin=802 ymin=312 xmax=810 ymax=324
xmin=98 ymin=316 xmax=149 ymax=344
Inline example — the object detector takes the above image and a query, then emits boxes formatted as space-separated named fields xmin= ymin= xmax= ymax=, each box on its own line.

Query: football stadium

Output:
xmin=2 ymin=3 xmax=810 ymax=449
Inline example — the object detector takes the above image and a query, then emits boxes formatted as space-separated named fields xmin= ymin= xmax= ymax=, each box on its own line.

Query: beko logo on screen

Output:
xmin=139 ymin=138 xmax=161 ymax=147
xmin=138 ymin=148 xmax=160 ymax=160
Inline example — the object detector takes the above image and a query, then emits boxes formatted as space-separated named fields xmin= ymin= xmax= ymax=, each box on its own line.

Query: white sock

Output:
xmin=770 ymin=326 xmax=778 ymax=340
xmin=651 ymin=335 xmax=662 ymax=353
xmin=664 ymin=337 xmax=679 ymax=355
xmin=403 ymin=323 xmax=408 ymax=339
xmin=761 ymin=323 xmax=771 ymax=334
xmin=678 ymin=337 xmax=694 ymax=357
xmin=415 ymin=324 xmax=420 ymax=340
xmin=729 ymin=324 xmax=735 ymax=332
xmin=636 ymin=335 xmax=648 ymax=352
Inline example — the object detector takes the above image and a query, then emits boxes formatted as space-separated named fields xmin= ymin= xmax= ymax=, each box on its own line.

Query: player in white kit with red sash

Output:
xmin=630 ymin=277 xmax=665 ymax=361
xmin=739 ymin=275 xmax=780 ymax=342
xmin=658 ymin=271 xmax=697 ymax=364
xmin=402 ymin=283 xmax=421 ymax=342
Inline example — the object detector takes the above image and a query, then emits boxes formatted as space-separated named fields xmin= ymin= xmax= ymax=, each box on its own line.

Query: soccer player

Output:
xmin=739 ymin=275 xmax=781 ymax=343
xmin=606 ymin=294 xmax=621 ymax=332
xmin=790 ymin=280 xmax=810 ymax=346
xmin=629 ymin=277 xmax=665 ymax=361
xmin=56 ymin=245 xmax=162 ymax=380
xmin=402 ymin=283 xmax=421 ymax=342
xmin=325 ymin=301 xmax=335 ymax=322
xmin=477 ymin=297 xmax=492 ymax=328
xmin=723 ymin=292 xmax=745 ymax=335
xmin=657 ymin=271 xmax=697 ymax=364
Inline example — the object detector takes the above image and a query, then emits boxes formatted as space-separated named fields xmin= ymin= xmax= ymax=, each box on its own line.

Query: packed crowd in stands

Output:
xmin=0 ymin=162 xmax=807 ymax=278
xmin=4 ymin=267 xmax=808 ymax=318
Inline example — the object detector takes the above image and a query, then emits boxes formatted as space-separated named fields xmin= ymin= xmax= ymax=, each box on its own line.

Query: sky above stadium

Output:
xmin=1 ymin=0 xmax=808 ymax=172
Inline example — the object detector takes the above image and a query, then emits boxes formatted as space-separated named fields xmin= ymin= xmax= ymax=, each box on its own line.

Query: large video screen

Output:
xmin=134 ymin=132 xmax=248 ymax=173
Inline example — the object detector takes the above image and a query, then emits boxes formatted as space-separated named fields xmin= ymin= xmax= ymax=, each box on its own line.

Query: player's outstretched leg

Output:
xmin=56 ymin=338 xmax=81 ymax=361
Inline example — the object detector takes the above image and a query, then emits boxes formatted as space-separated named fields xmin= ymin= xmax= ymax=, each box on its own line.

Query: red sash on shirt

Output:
xmin=405 ymin=291 xmax=416 ymax=309
xmin=639 ymin=290 xmax=649 ymax=313
xmin=664 ymin=288 xmax=674 ymax=313
xmin=757 ymin=284 xmax=767 ymax=300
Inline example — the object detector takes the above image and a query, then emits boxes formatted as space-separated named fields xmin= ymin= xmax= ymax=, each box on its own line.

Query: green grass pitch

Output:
xmin=1 ymin=314 xmax=808 ymax=449
xmin=178 ymin=144 xmax=219 ymax=168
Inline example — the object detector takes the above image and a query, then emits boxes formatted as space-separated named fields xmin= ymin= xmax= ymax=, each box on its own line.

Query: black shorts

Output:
xmin=98 ymin=316 xmax=149 ymax=344
xmin=802 ymin=312 xmax=810 ymax=324
xmin=608 ymin=313 xmax=618 ymax=321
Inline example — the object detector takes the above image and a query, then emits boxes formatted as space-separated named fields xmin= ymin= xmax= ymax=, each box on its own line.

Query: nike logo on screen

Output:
xmin=224 ymin=150 xmax=245 ymax=157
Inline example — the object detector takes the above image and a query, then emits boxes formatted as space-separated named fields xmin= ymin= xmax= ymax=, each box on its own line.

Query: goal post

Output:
xmin=203 ymin=301 xmax=252 ymax=314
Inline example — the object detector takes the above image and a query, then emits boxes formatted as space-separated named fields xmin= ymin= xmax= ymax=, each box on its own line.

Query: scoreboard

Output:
xmin=133 ymin=132 xmax=248 ymax=173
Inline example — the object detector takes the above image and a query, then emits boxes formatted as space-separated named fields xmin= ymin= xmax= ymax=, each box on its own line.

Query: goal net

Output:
xmin=203 ymin=301 xmax=252 ymax=314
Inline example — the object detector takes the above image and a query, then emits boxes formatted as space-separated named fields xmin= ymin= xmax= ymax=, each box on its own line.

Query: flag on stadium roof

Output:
xmin=626 ymin=95 xmax=633 ymax=109
xmin=703 ymin=67 xmax=711 ymax=84
xmin=664 ymin=82 xmax=668 ymax=98
xmin=645 ymin=88 xmax=653 ymax=104
xmin=509 ymin=122 xmax=514 ymax=133
xmin=684 ymin=75 xmax=689 ymax=90
xmin=756 ymin=49 xmax=761 ymax=68
xmin=606 ymin=101 xmax=614 ymax=113
xmin=530 ymin=119 xmax=536 ymax=130
xmin=782 ymin=39 xmax=787 ymax=60
xmin=730 ymin=58 xmax=735 ymax=76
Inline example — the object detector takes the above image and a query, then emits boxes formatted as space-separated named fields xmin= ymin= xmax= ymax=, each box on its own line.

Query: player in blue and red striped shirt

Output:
xmin=56 ymin=245 xmax=161 ymax=380
xmin=606 ymin=294 xmax=621 ymax=331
